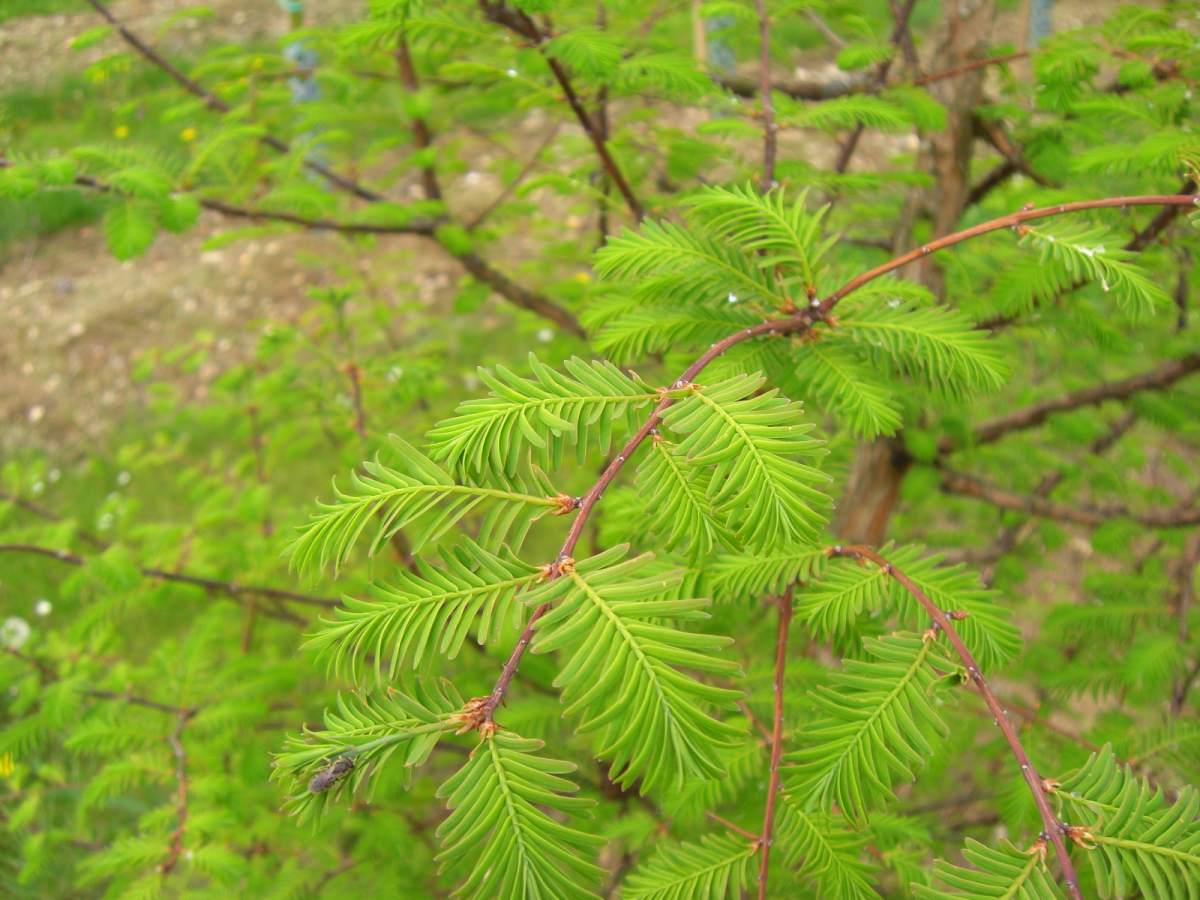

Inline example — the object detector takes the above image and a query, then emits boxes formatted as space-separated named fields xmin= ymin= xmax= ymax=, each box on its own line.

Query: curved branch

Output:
xmin=937 ymin=469 xmax=1200 ymax=528
xmin=479 ymin=191 xmax=1200 ymax=724
xmin=942 ymin=352 xmax=1200 ymax=453
xmin=828 ymin=545 xmax=1082 ymax=900
xmin=0 ymin=543 xmax=337 ymax=609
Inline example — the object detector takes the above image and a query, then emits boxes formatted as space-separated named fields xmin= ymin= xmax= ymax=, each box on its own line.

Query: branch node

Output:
xmin=1066 ymin=825 xmax=1097 ymax=849
xmin=550 ymin=493 xmax=580 ymax=516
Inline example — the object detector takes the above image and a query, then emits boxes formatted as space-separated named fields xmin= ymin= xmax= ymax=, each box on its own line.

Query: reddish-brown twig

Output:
xmin=708 ymin=811 xmax=760 ymax=843
xmin=757 ymin=587 xmax=794 ymax=899
xmin=478 ymin=191 xmax=1200 ymax=725
xmin=828 ymin=545 xmax=1082 ymax=900
xmin=753 ymin=0 xmax=777 ymax=190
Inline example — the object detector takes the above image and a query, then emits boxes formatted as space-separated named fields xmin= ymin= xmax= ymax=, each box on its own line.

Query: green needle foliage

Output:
xmin=436 ymin=732 xmax=605 ymax=899
xmin=3 ymin=0 xmax=1200 ymax=897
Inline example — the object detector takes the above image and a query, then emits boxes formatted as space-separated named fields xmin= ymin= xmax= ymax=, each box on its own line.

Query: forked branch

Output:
xmin=478 ymin=191 xmax=1200 ymax=726
xmin=828 ymin=544 xmax=1083 ymax=900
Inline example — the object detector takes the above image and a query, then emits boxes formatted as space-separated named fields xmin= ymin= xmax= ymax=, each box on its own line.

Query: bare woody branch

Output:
xmin=161 ymin=709 xmax=196 ymax=876
xmin=828 ymin=544 xmax=1083 ymax=900
xmin=83 ymin=0 xmax=382 ymax=201
xmin=0 ymin=543 xmax=337 ymax=609
xmin=937 ymin=469 xmax=1200 ymax=528
xmin=753 ymin=0 xmax=778 ymax=190
xmin=833 ymin=0 xmax=919 ymax=174
xmin=940 ymin=352 xmax=1200 ymax=453
xmin=77 ymin=1 xmax=585 ymax=337
xmin=944 ymin=412 xmax=1136 ymax=568
xmin=757 ymin=586 xmax=794 ymax=899
xmin=475 ymin=192 xmax=1200 ymax=726
xmin=478 ymin=1 xmax=644 ymax=220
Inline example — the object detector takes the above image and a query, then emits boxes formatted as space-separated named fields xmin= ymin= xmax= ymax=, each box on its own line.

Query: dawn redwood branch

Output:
xmin=1170 ymin=530 xmax=1200 ymax=714
xmin=83 ymin=689 xmax=196 ymax=717
xmin=466 ymin=124 xmax=562 ymax=230
xmin=828 ymin=545 xmax=1083 ymax=900
xmin=718 ymin=50 xmax=1029 ymax=103
xmin=822 ymin=193 xmax=1200 ymax=309
xmin=477 ymin=192 xmax=1200 ymax=725
xmin=395 ymin=36 xmax=443 ymax=202
xmin=708 ymin=812 xmax=760 ymax=843
xmin=913 ymin=51 xmax=1028 ymax=87
xmin=937 ymin=469 xmax=1200 ymax=528
xmin=980 ymin=180 xmax=1197 ymax=331
xmin=83 ymin=0 xmax=383 ymax=202
xmin=0 ymin=489 xmax=107 ymax=549
xmin=757 ymin=587 xmax=794 ymax=899
xmin=71 ymin=7 xmax=585 ymax=336
xmin=0 ymin=543 xmax=337 ymax=609
xmin=753 ymin=0 xmax=778 ymax=190
xmin=940 ymin=353 xmax=1200 ymax=453
xmin=161 ymin=709 xmax=196 ymax=876
xmin=833 ymin=0 xmax=919 ymax=174
xmin=478 ymin=1 xmax=644 ymax=221
xmin=943 ymin=412 xmax=1136 ymax=568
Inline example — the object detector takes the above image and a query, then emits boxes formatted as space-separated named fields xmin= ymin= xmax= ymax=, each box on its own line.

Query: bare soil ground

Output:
xmin=0 ymin=0 xmax=1118 ymax=454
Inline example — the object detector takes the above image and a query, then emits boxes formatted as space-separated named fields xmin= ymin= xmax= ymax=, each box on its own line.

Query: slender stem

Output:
xmin=161 ymin=709 xmax=195 ymax=875
xmin=83 ymin=0 xmax=383 ymax=202
xmin=943 ymin=352 xmax=1200 ymax=452
xmin=937 ymin=469 xmax=1200 ymax=528
xmin=828 ymin=545 xmax=1082 ymax=900
xmin=479 ymin=191 xmax=1200 ymax=723
xmin=757 ymin=588 xmax=793 ymax=899
xmin=753 ymin=0 xmax=777 ymax=190
xmin=822 ymin=194 xmax=1199 ymax=310
xmin=0 ymin=543 xmax=337 ymax=608
xmin=708 ymin=811 xmax=760 ymax=842
xmin=479 ymin=1 xmax=644 ymax=221
xmin=833 ymin=0 xmax=918 ymax=174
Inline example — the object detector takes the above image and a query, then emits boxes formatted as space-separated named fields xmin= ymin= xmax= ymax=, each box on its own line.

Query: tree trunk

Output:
xmin=834 ymin=0 xmax=995 ymax=543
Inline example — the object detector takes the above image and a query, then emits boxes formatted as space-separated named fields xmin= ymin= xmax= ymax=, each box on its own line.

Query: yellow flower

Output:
xmin=114 ymin=125 xmax=129 ymax=140
xmin=0 ymin=752 xmax=13 ymax=778
xmin=180 ymin=127 xmax=197 ymax=143
xmin=574 ymin=272 xmax=592 ymax=283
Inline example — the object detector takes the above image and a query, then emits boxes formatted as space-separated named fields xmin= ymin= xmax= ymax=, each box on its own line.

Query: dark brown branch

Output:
xmin=937 ymin=469 xmax=1200 ymax=528
xmin=479 ymin=192 xmax=1200 ymax=724
xmin=942 ymin=353 xmax=1200 ymax=453
xmin=478 ymin=1 xmax=643 ymax=220
xmin=1170 ymin=530 xmax=1200 ymax=714
xmin=0 ymin=489 xmax=107 ymax=549
xmin=828 ymin=545 xmax=1082 ymax=900
xmin=757 ymin=587 xmax=793 ymax=899
xmin=833 ymin=0 xmax=919 ymax=174
xmin=83 ymin=0 xmax=383 ymax=202
xmin=466 ymin=124 xmax=562 ymax=230
xmin=718 ymin=50 xmax=1029 ymax=103
xmin=83 ymin=689 xmax=195 ymax=717
xmin=0 ymin=543 xmax=337 ymax=608
xmin=753 ymin=0 xmax=777 ymax=190
xmin=68 ymin=8 xmax=584 ymax=335
xmin=944 ymin=412 xmax=1136 ymax=569
xmin=913 ymin=51 xmax=1028 ymax=88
